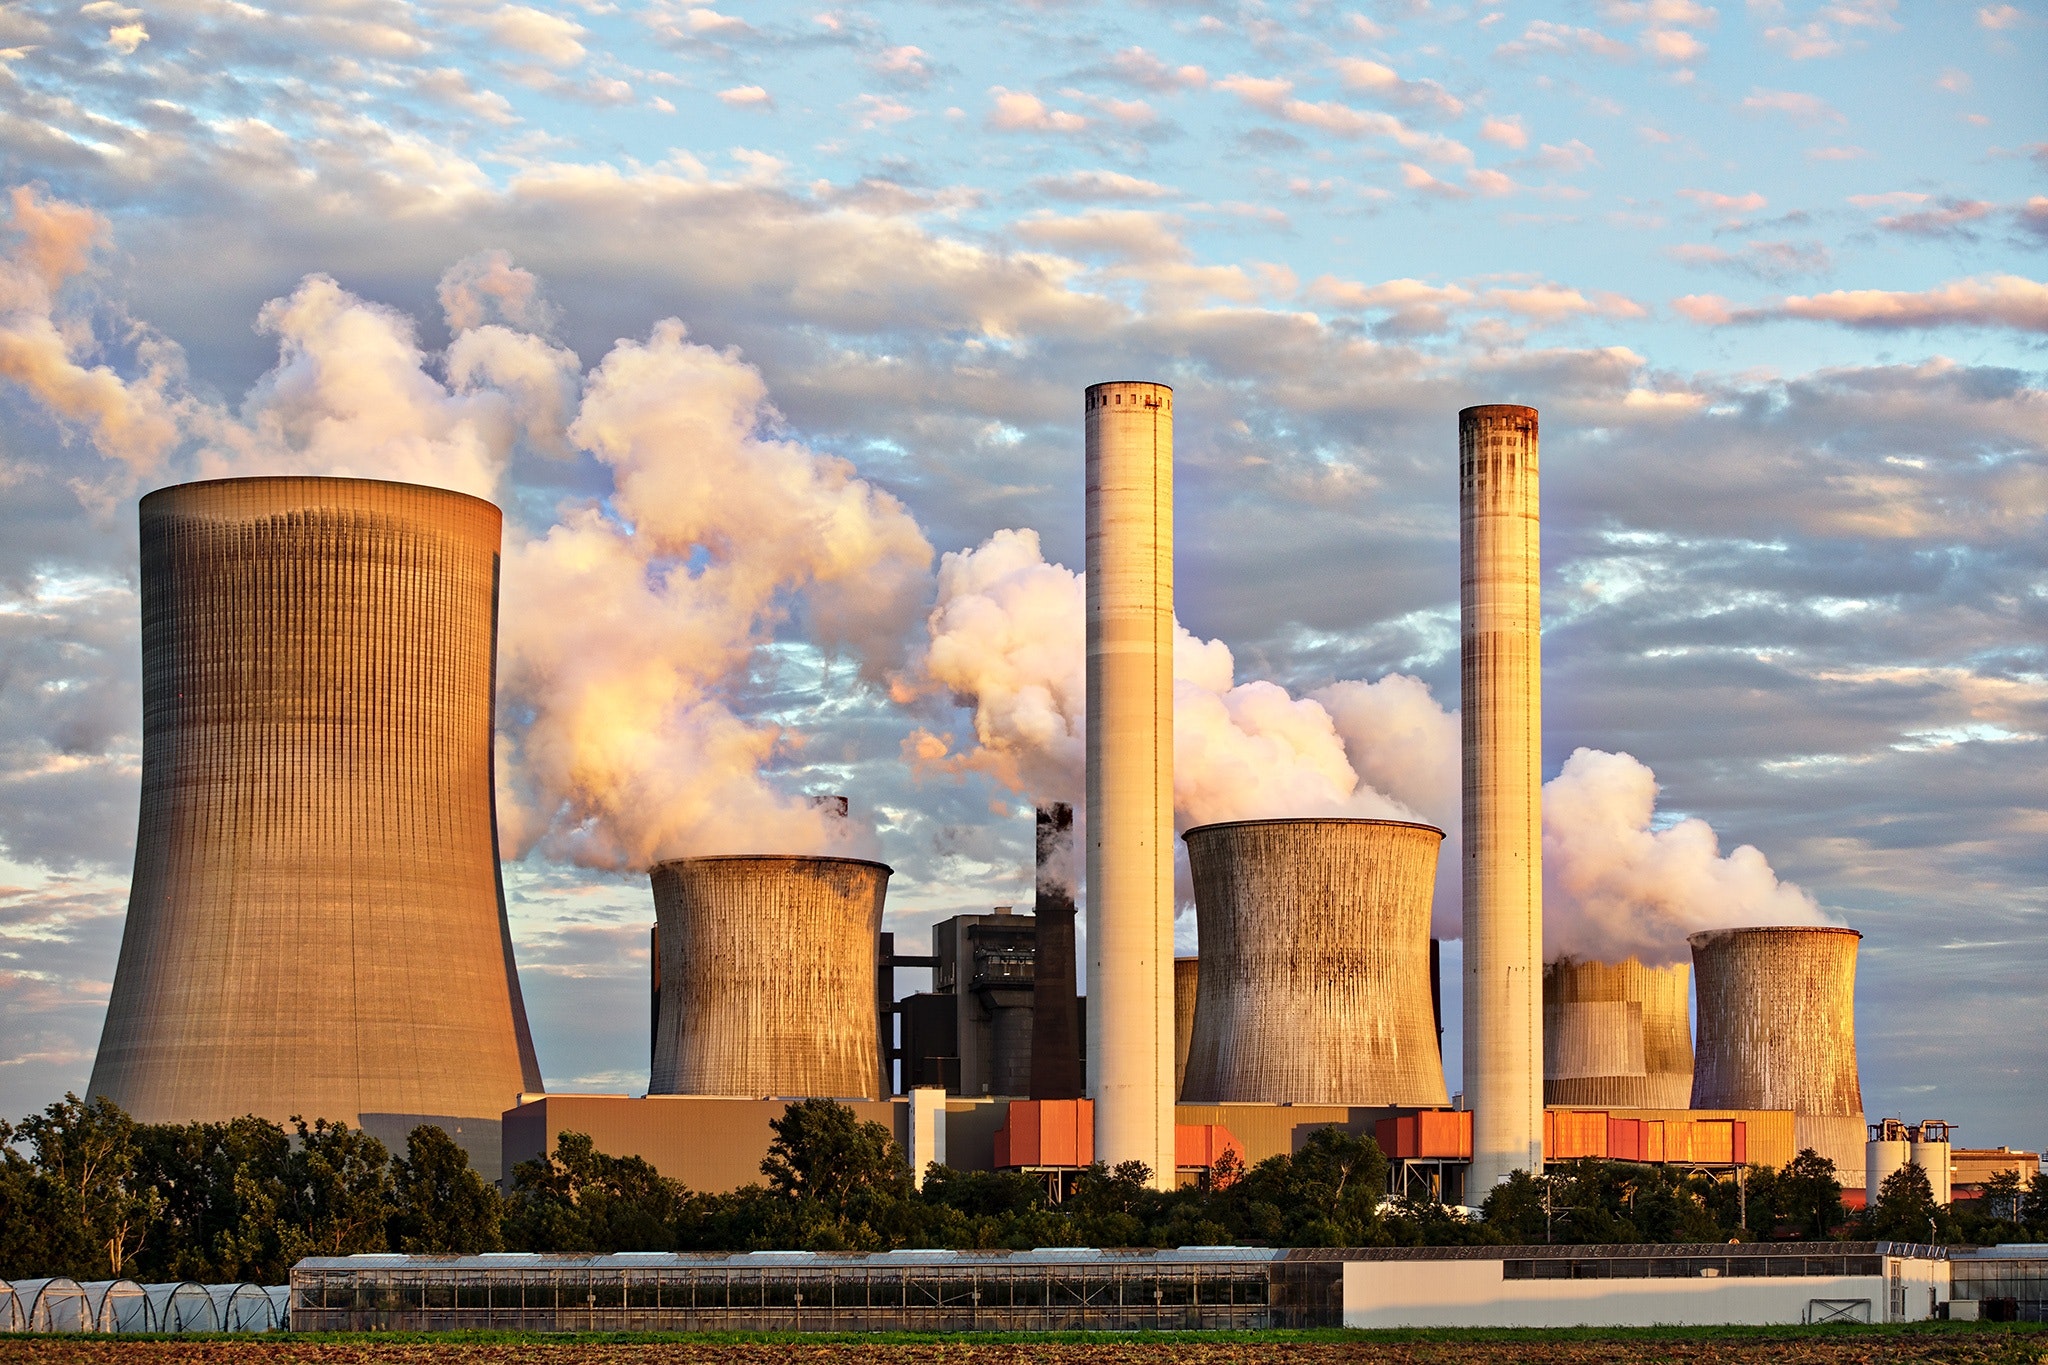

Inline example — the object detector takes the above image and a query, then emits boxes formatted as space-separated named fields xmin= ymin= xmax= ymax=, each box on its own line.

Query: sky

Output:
xmin=0 ymin=0 xmax=2043 ymax=1155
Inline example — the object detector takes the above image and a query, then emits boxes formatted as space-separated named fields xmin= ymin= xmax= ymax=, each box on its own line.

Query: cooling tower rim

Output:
xmin=1459 ymin=402 xmax=1539 ymax=419
xmin=141 ymin=474 xmax=502 ymax=517
xmin=1181 ymin=816 xmax=1445 ymax=843
xmin=648 ymin=853 xmax=895 ymax=876
xmin=1687 ymin=925 xmax=1861 ymax=948
xmin=1546 ymin=953 xmax=1689 ymax=969
xmin=1085 ymin=379 xmax=1174 ymax=393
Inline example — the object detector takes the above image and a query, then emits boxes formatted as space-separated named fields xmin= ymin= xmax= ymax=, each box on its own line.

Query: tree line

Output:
xmin=6 ymin=1093 xmax=2045 ymax=1282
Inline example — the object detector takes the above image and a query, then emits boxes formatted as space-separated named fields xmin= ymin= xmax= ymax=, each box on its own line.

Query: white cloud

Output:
xmin=485 ymin=5 xmax=588 ymax=66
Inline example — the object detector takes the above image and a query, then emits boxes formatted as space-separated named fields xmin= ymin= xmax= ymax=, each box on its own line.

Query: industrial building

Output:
xmin=89 ymin=476 xmax=541 ymax=1171
xmin=1544 ymin=957 xmax=1694 ymax=1110
xmin=1179 ymin=818 xmax=1447 ymax=1108
xmin=1459 ymin=403 xmax=1545 ymax=1192
xmin=1690 ymin=926 xmax=1867 ymax=1188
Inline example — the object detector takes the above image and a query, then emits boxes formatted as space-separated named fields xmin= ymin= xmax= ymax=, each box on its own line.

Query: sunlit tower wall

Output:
xmin=1690 ymin=925 xmax=1868 ymax=1187
xmin=1181 ymin=819 xmax=1449 ymax=1107
xmin=1460 ymin=403 xmax=1544 ymax=1190
xmin=1544 ymin=957 xmax=1695 ymax=1110
xmin=1084 ymin=379 xmax=1177 ymax=1188
xmin=649 ymin=855 xmax=891 ymax=1100
xmin=89 ymin=477 xmax=542 ymax=1169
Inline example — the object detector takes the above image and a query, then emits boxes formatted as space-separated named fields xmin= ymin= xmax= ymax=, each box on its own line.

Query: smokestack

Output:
xmin=1460 ymin=403 xmax=1544 ymax=1190
xmin=1690 ymin=925 xmax=1867 ymax=1187
xmin=1544 ymin=957 xmax=1694 ymax=1110
xmin=1084 ymin=379 xmax=1176 ymax=1188
xmin=1181 ymin=818 xmax=1449 ymax=1107
xmin=88 ymin=477 xmax=542 ymax=1173
xmin=1029 ymin=803 xmax=1083 ymax=1100
xmin=649 ymin=854 xmax=892 ymax=1100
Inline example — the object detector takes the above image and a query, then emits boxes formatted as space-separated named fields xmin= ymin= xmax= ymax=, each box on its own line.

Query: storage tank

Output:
xmin=1543 ymin=956 xmax=1694 ymax=1109
xmin=1867 ymin=1118 xmax=1911 ymax=1199
xmin=1173 ymin=956 xmax=1198 ymax=1101
xmin=1181 ymin=818 xmax=1448 ymax=1106
xmin=1689 ymin=925 xmax=1866 ymax=1186
xmin=649 ymin=855 xmax=891 ymax=1099
xmin=89 ymin=477 xmax=542 ymax=1171
xmin=1911 ymin=1120 xmax=1954 ymax=1205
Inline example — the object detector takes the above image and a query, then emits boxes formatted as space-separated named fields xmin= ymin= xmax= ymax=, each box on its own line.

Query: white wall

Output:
xmin=1342 ymin=1259 xmax=1948 ymax=1328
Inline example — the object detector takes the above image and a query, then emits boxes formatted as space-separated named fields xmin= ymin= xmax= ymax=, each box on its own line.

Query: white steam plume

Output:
xmin=0 ymin=190 xmax=933 ymax=869
xmin=1542 ymin=747 xmax=1829 ymax=964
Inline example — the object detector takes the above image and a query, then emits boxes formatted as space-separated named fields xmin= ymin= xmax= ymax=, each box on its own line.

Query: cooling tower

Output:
xmin=1180 ymin=819 xmax=1449 ymax=1107
xmin=89 ymin=477 xmax=541 ymax=1169
xmin=1030 ymin=803 xmax=1084 ymax=1100
xmin=1084 ymin=380 xmax=1176 ymax=1187
xmin=1543 ymin=957 xmax=1694 ymax=1110
xmin=649 ymin=855 xmax=891 ymax=1100
xmin=1173 ymin=957 xmax=1198 ymax=1102
xmin=1689 ymin=926 xmax=1867 ymax=1186
xmin=1460 ymin=403 xmax=1544 ymax=1188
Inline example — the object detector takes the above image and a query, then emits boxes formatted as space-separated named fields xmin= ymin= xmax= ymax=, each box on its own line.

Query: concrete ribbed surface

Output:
xmin=1543 ymin=957 xmax=1695 ymax=1110
xmin=89 ymin=477 xmax=541 ymax=1168
xmin=1180 ymin=818 xmax=1448 ymax=1107
xmin=649 ymin=856 xmax=890 ymax=1100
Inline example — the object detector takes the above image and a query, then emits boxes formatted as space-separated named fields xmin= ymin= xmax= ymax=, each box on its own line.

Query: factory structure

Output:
xmin=91 ymin=392 xmax=1994 ymax=1232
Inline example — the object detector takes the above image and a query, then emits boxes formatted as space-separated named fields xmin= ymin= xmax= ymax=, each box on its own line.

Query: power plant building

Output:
xmin=649 ymin=855 xmax=891 ymax=1100
xmin=88 ymin=477 xmax=542 ymax=1170
xmin=1180 ymin=819 xmax=1448 ymax=1108
xmin=1084 ymin=380 xmax=1178 ymax=1186
xmin=1689 ymin=926 xmax=1868 ymax=1187
xmin=1543 ymin=957 xmax=1694 ymax=1110
xmin=1459 ymin=404 xmax=1545 ymax=1189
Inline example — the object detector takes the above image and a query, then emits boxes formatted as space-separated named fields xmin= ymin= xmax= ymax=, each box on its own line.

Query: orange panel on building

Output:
xmin=1374 ymin=1109 xmax=1472 ymax=1159
xmin=992 ymin=1099 xmax=1094 ymax=1169
xmin=1174 ymin=1124 xmax=1246 ymax=1171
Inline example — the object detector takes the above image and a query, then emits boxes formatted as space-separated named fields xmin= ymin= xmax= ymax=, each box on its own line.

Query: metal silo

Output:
xmin=89 ymin=477 xmax=541 ymax=1170
xmin=1543 ymin=956 xmax=1694 ymax=1110
xmin=1689 ymin=925 xmax=1867 ymax=1186
xmin=649 ymin=855 xmax=891 ymax=1099
xmin=1180 ymin=818 xmax=1448 ymax=1107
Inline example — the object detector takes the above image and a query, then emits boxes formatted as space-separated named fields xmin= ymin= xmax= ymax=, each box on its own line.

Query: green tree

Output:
xmin=1982 ymin=1169 xmax=2025 ymax=1225
xmin=130 ymin=1115 xmax=293 ymax=1281
xmin=1865 ymin=1161 xmax=1954 ymax=1244
xmin=0 ymin=1117 xmax=62 ymax=1278
xmin=2023 ymin=1172 xmax=2048 ymax=1236
xmin=505 ymin=1131 xmax=688 ymax=1251
xmin=1480 ymin=1169 xmax=1549 ymax=1242
xmin=278 ymin=1118 xmax=395 ymax=1260
xmin=1776 ymin=1148 xmax=1845 ymax=1239
xmin=11 ymin=1094 xmax=162 ymax=1276
xmin=388 ymin=1125 xmax=503 ymax=1253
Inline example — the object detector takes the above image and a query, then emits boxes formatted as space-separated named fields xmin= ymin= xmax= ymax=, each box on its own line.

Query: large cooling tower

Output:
xmin=1180 ymin=819 xmax=1449 ymax=1107
xmin=1690 ymin=926 xmax=1867 ymax=1186
xmin=1172 ymin=957 xmax=1198 ymax=1102
xmin=649 ymin=855 xmax=891 ymax=1100
xmin=1030 ymin=803 xmax=1084 ymax=1100
xmin=1460 ymin=403 xmax=1544 ymax=1188
xmin=89 ymin=477 xmax=542 ymax=1167
xmin=1543 ymin=957 xmax=1694 ymax=1110
xmin=1084 ymin=380 xmax=1177 ymax=1187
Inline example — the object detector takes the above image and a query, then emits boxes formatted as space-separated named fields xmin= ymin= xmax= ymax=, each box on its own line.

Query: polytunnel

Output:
xmin=12 ymin=1279 xmax=89 ymax=1332
xmin=145 ymin=1282 xmax=218 ymax=1332
xmin=208 ymin=1283 xmax=278 ymax=1332
xmin=265 ymin=1284 xmax=290 ymax=1331
xmin=81 ymin=1280 xmax=152 ymax=1332
xmin=0 ymin=1281 xmax=22 ymax=1332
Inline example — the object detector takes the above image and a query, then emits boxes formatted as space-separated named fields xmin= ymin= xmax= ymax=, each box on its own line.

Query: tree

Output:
xmin=12 ymin=1094 xmax=163 ymax=1276
xmin=131 ymin=1115 xmax=293 ymax=1282
xmin=1865 ymin=1160 xmax=1953 ymax=1243
xmin=2023 ymin=1172 xmax=2048 ymax=1236
xmin=1776 ymin=1149 xmax=1845 ymax=1240
xmin=759 ymin=1099 xmax=913 ymax=1249
xmin=1480 ymin=1169 xmax=1548 ymax=1243
xmin=1982 ymin=1169 xmax=2024 ymax=1225
xmin=389 ymin=1125 xmax=502 ymax=1253
xmin=505 ymin=1131 xmax=688 ymax=1252
xmin=278 ymin=1118 xmax=395 ymax=1260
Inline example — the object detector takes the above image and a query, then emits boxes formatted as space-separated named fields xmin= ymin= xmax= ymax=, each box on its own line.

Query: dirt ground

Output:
xmin=3 ymin=1333 xmax=2044 ymax=1365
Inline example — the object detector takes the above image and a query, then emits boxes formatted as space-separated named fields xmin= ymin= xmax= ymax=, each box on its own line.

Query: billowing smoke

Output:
xmin=895 ymin=528 xmax=1461 ymax=924
xmin=1542 ymin=747 xmax=1829 ymax=964
xmin=0 ymin=189 xmax=932 ymax=868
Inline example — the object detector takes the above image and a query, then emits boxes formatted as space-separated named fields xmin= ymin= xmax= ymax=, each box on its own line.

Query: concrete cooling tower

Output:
xmin=1173 ymin=956 xmax=1198 ymax=1101
xmin=1543 ymin=957 xmax=1695 ymax=1110
xmin=89 ymin=477 xmax=542 ymax=1170
xmin=1689 ymin=926 xmax=1867 ymax=1186
xmin=649 ymin=855 xmax=891 ymax=1100
xmin=1180 ymin=818 xmax=1449 ymax=1107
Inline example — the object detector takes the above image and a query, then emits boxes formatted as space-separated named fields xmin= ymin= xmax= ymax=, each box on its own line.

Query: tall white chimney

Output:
xmin=1084 ymin=379 xmax=1177 ymax=1189
xmin=1460 ymin=403 xmax=1544 ymax=1192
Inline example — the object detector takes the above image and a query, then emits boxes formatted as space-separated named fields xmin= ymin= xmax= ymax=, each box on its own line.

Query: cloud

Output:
xmin=484 ymin=5 xmax=588 ymax=66
xmin=1641 ymin=28 xmax=1707 ymax=61
xmin=1030 ymin=170 xmax=1176 ymax=202
xmin=1874 ymin=198 xmax=1995 ymax=238
xmin=1976 ymin=4 xmax=2023 ymax=27
xmin=1481 ymin=115 xmax=1529 ymax=149
xmin=717 ymin=85 xmax=773 ymax=109
xmin=986 ymin=88 xmax=1087 ymax=133
xmin=1331 ymin=57 xmax=1465 ymax=118
xmin=1740 ymin=88 xmax=1845 ymax=124
xmin=1679 ymin=187 xmax=1767 ymax=214
xmin=872 ymin=45 xmax=932 ymax=86
xmin=1682 ymin=275 xmax=2048 ymax=332
xmin=1106 ymin=46 xmax=1207 ymax=92
xmin=1667 ymin=239 xmax=1832 ymax=281
xmin=1221 ymin=77 xmax=1473 ymax=164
